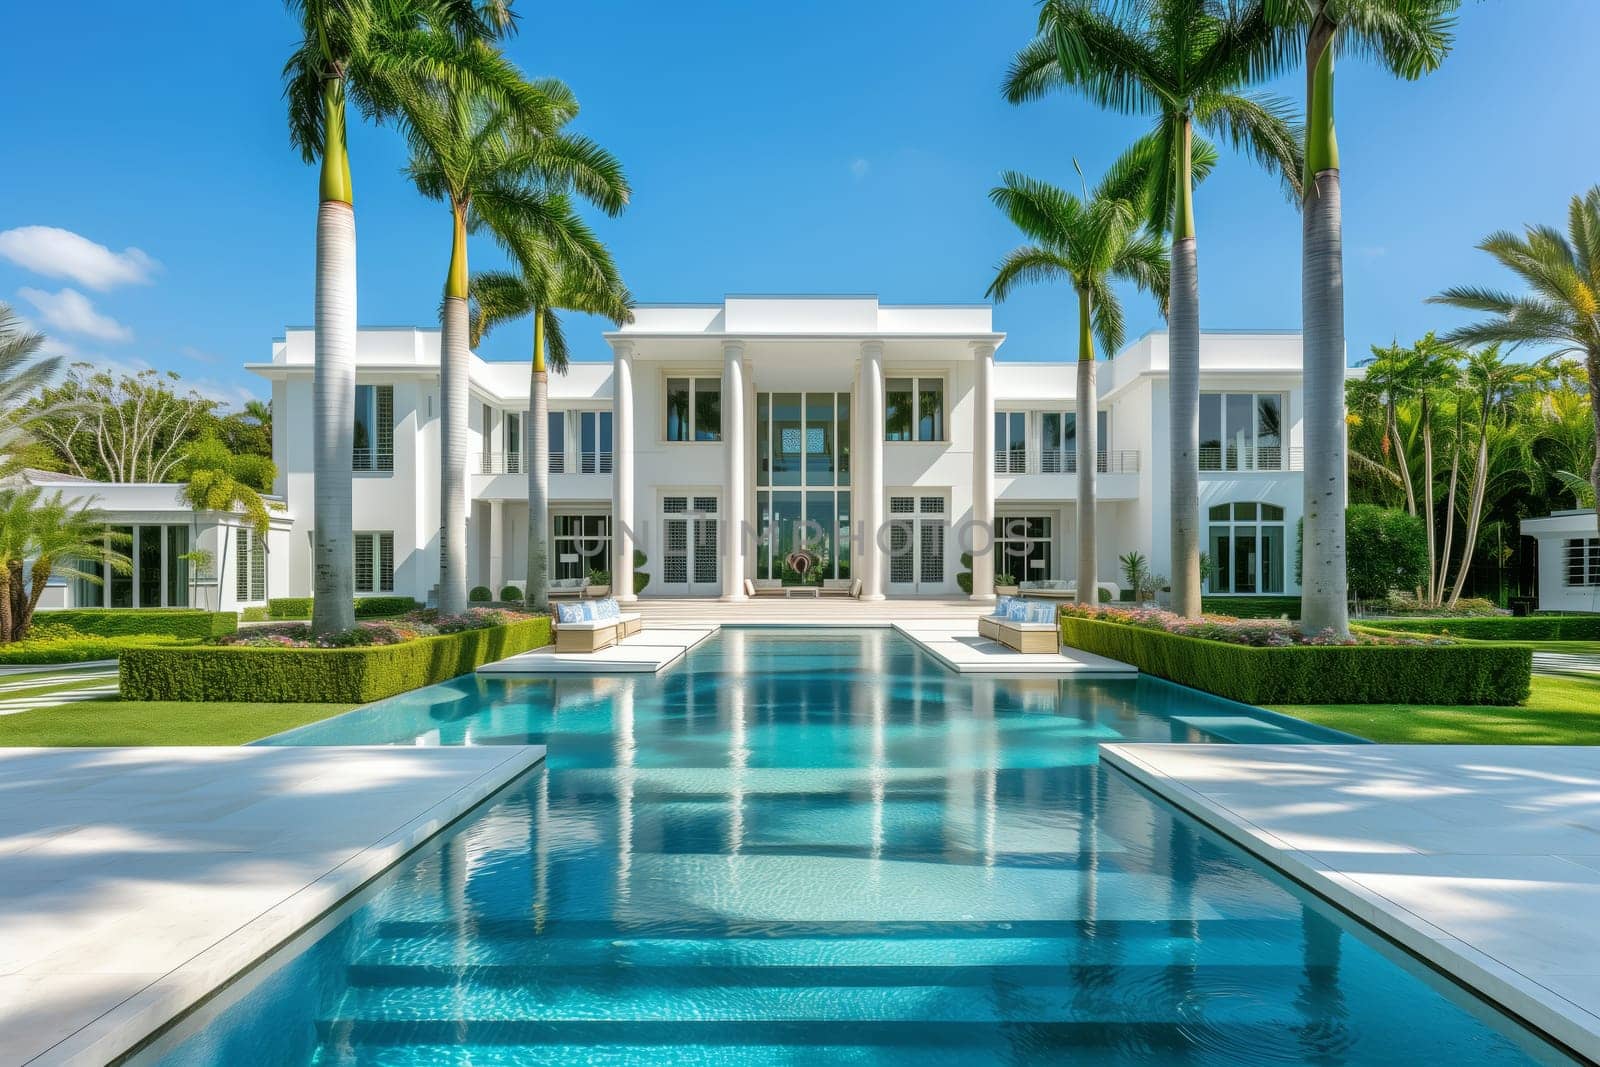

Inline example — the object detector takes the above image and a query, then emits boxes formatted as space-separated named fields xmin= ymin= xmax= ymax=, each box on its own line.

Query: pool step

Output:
xmin=322 ymin=964 xmax=1343 ymax=1024
xmin=351 ymin=927 xmax=1331 ymax=971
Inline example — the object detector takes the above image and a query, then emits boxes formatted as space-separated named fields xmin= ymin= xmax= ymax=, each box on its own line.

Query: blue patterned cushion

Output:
xmin=1026 ymin=601 xmax=1057 ymax=624
xmin=556 ymin=601 xmax=584 ymax=624
xmin=596 ymin=598 xmax=619 ymax=620
xmin=1005 ymin=599 xmax=1029 ymax=621
xmin=991 ymin=596 xmax=1013 ymax=618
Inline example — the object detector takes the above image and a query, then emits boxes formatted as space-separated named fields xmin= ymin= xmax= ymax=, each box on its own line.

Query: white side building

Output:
xmin=1521 ymin=510 xmax=1600 ymax=613
xmin=247 ymin=295 xmax=1307 ymax=605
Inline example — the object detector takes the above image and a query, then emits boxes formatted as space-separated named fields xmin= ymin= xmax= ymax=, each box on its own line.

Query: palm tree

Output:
xmin=985 ymin=171 xmax=1169 ymax=607
xmin=1005 ymin=0 xmax=1302 ymax=617
xmin=1265 ymin=0 xmax=1456 ymax=635
xmin=283 ymin=0 xmax=530 ymax=635
xmin=1432 ymin=185 xmax=1600 ymax=538
xmin=402 ymin=74 xmax=628 ymax=614
xmin=471 ymin=238 xmax=632 ymax=613
xmin=0 ymin=488 xmax=130 ymax=642
xmin=0 ymin=303 xmax=62 ymax=470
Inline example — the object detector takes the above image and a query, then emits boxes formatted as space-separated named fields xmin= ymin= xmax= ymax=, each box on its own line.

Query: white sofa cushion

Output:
xmin=556 ymin=619 xmax=615 ymax=631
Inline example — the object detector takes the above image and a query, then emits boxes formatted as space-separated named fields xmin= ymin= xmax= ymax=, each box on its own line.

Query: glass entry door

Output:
xmin=886 ymin=494 xmax=946 ymax=594
xmin=661 ymin=495 xmax=720 ymax=595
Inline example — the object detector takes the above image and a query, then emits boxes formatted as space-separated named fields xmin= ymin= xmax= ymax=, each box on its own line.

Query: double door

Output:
xmin=661 ymin=495 xmax=720 ymax=595
xmin=887 ymin=494 xmax=946 ymax=594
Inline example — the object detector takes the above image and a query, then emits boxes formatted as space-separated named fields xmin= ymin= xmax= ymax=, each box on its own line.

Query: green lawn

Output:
xmin=1271 ymin=675 xmax=1600 ymax=745
xmin=0 ymin=699 xmax=357 ymax=747
xmin=1505 ymin=639 xmax=1600 ymax=655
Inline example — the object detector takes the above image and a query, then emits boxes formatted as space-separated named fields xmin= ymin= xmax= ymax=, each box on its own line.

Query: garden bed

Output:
xmin=1059 ymin=606 xmax=1530 ymax=705
xmin=120 ymin=614 xmax=552 ymax=703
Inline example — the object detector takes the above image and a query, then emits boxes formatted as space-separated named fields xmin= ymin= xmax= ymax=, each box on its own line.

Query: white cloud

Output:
xmin=850 ymin=158 xmax=870 ymax=180
xmin=18 ymin=287 xmax=133 ymax=342
xmin=179 ymin=345 xmax=221 ymax=366
xmin=0 ymin=226 xmax=159 ymax=290
xmin=189 ymin=378 xmax=260 ymax=408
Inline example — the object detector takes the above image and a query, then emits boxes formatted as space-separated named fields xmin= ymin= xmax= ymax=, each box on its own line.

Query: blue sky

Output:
xmin=1 ymin=0 xmax=1595 ymax=408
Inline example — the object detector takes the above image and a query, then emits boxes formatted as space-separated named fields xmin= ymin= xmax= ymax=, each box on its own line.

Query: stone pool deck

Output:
xmin=1102 ymin=743 xmax=1600 ymax=1062
xmin=0 ymin=745 xmax=544 ymax=1066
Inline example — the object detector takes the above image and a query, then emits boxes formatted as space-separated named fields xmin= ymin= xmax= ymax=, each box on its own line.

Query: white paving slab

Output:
xmin=892 ymin=622 xmax=1136 ymax=675
xmin=0 ymin=744 xmax=544 ymax=1067
xmin=477 ymin=625 xmax=717 ymax=674
xmin=1101 ymin=743 xmax=1600 ymax=1062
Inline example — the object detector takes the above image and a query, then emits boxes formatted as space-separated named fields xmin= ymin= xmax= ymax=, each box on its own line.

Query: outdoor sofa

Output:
xmin=980 ymin=597 xmax=1062 ymax=654
xmin=552 ymin=597 xmax=643 ymax=653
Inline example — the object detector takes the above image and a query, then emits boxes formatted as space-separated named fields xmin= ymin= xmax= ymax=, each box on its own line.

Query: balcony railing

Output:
xmin=476 ymin=451 xmax=525 ymax=475
xmin=579 ymin=451 xmax=613 ymax=475
xmin=1198 ymin=445 xmax=1303 ymax=472
xmin=1003 ymin=449 xmax=1141 ymax=475
xmin=353 ymin=448 xmax=394 ymax=472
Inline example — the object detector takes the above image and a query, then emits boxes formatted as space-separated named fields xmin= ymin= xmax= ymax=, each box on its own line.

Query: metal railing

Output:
xmin=353 ymin=448 xmax=394 ymax=472
xmin=579 ymin=450 xmax=614 ymax=475
xmin=1198 ymin=445 xmax=1303 ymax=472
xmin=475 ymin=451 xmax=525 ymax=475
xmin=1033 ymin=449 xmax=1141 ymax=475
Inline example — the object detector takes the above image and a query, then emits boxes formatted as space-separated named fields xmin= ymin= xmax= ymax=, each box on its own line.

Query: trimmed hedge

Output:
xmin=1201 ymin=596 xmax=1302 ymax=620
xmin=267 ymin=597 xmax=421 ymax=620
xmin=121 ymin=618 xmax=553 ymax=703
xmin=1360 ymin=615 xmax=1600 ymax=641
xmin=37 ymin=609 xmax=237 ymax=640
xmin=0 ymin=634 xmax=183 ymax=665
xmin=1059 ymin=616 xmax=1530 ymax=705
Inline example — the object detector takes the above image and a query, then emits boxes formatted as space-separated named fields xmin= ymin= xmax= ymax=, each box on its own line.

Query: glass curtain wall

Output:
xmin=755 ymin=391 xmax=852 ymax=585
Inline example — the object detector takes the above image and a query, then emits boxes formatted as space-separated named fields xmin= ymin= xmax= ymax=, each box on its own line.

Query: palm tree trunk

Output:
xmin=0 ymin=564 xmax=12 ymax=645
xmin=1300 ymin=19 xmax=1349 ymax=637
xmin=526 ymin=309 xmax=550 ymax=613
xmin=311 ymin=76 xmax=357 ymax=636
xmin=439 ymin=204 xmax=471 ymax=616
xmin=1448 ymin=410 xmax=1492 ymax=606
xmin=1589 ymin=349 xmax=1600 ymax=537
xmin=1168 ymin=116 xmax=1202 ymax=617
xmin=1388 ymin=403 xmax=1416 ymax=515
xmin=1421 ymin=396 xmax=1437 ymax=605
xmin=1435 ymin=408 xmax=1462 ymax=605
xmin=1076 ymin=288 xmax=1097 ymax=607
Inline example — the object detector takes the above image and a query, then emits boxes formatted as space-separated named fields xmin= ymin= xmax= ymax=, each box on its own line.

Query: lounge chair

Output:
xmin=980 ymin=598 xmax=1061 ymax=654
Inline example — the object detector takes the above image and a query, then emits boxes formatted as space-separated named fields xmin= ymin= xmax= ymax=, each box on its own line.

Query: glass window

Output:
xmin=166 ymin=526 xmax=189 ymax=608
xmin=138 ymin=525 xmax=161 ymax=608
xmin=354 ymin=532 xmax=395 ymax=594
xmin=666 ymin=379 xmax=691 ymax=442
xmin=109 ymin=526 xmax=133 ymax=607
xmin=552 ymin=514 xmax=611 ymax=580
xmin=234 ymin=528 xmax=265 ymax=603
xmin=756 ymin=394 xmax=771 ymax=487
xmin=1567 ymin=538 xmax=1600 ymax=586
xmin=1201 ymin=393 xmax=1283 ymax=471
xmin=836 ymin=392 xmax=851 ymax=487
xmin=694 ymin=379 xmax=721 ymax=441
xmin=505 ymin=412 xmax=521 ymax=472
xmin=354 ymin=385 xmax=394 ymax=471
xmin=1041 ymin=413 xmax=1061 ymax=473
xmin=885 ymin=379 xmax=914 ymax=441
xmin=1257 ymin=395 xmax=1282 ymax=470
xmin=1206 ymin=501 xmax=1285 ymax=594
xmin=73 ymin=555 xmax=105 ymax=607
xmin=1200 ymin=393 xmax=1222 ymax=471
xmin=548 ymin=411 xmax=564 ymax=474
xmin=804 ymin=492 xmax=835 ymax=586
xmin=996 ymin=411 xmax=1027 ymax=473
xmin=997 ymin=515 xmax=1052 ymax=580
xmin=806 ymin=393 xmax=835 ymax=484
xmin=918 ymin=379 xmax=944 ymax=441
xmin=580 ymin=412 xmax=613 ymax=474
xmin=1225 ymin=393 xmax=1253 ymax=470
xmin=771 ymin=393 xmax=803 ymax=486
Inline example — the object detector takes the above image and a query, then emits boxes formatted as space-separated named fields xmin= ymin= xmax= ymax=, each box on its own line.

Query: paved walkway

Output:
xmin=892 ymin=621 xmax=1136 ymax=675
xmin=478 ymin=625 xmax=718 ymax=675
xmin=1533 ymin=651 xmax=1600 ymax=679
xmin=1102 ymin=743 xmax=1600 ymax=1061
xmin=0 ymin=745 xmax=544 ymax=1066
xmin=0 ymin=665 xmax=120 ymax=717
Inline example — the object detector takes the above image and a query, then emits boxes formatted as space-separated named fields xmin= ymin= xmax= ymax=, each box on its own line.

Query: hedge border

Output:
xmin=36 ymin=609 xmax=237 ymax=640
xmin=1060 ymin=616 xmax=1530 ymax=705
xmin=1200 ymin=596 xmax=1302 ymax=620
xmin=120 ymin=618 xmax=552 ymax=703
xmin=1358 ymin=615 xmax=1600 ymax=642
xmin=267 ymin=597 xmax=421 ymax=620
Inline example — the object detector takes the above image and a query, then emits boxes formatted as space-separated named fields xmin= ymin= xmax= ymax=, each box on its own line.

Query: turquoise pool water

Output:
xmin=145 ymin=629 xmax=1567 ymax=1065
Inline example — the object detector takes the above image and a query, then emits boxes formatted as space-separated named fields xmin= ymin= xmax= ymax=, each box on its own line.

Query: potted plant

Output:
xmin=995 ymin=571 xmax=1019 ymax=596
xmin=586 ymin=568 xmax=612 ymax=597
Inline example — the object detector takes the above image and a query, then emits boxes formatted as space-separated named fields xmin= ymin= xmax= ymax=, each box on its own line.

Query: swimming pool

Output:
xmin=140 ymin=629 xmax=1569 ymax=1064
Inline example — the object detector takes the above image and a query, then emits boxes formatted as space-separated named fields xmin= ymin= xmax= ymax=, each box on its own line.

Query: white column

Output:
xmin=971 ymin=342 xmax=996 ymax=600
xmin=721 ymin=339 xmax=747 ymax=600
xmin=612 ymin=340 xmax=637 ymax=603
xmin=859 ymin=341 xmax=886 ymax=600
xmin=489 ymin=499 xmax=504 ymax=594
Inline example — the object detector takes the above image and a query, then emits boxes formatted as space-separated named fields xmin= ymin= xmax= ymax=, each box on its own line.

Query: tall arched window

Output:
xmin=1207 ymin=502 xmax=1286 ymax=594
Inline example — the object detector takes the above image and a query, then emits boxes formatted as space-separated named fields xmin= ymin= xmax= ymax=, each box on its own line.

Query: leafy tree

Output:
xmin=985 ymin=168 xmax=1169 ymax=606
xmin=178 ymin=436 xmax=278 ymax=612
xmin=32 ymin=366 xmax=217 ymax=483
xmin=0 ymin=488 xmax=130 ymax=642
xmin=0 ymin=303 xmax=63 ymax=472
xmin=1005 ymin=0 xmax=1302 ymax=618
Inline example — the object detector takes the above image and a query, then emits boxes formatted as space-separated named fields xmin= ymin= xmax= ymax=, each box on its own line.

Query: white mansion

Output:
xmin=246 ymin=295 xmax=1306 ymax=605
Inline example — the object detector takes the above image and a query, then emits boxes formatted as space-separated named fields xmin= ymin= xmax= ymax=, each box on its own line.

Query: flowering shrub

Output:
xmin=1057 ymin=603 xmax=1450 ymax=648
xmin=217 ymin=608 xmax=536 ymax=649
